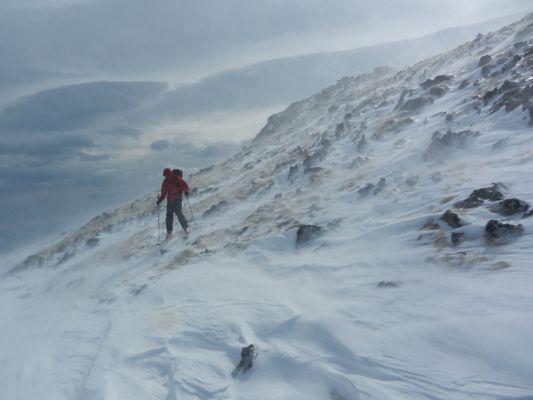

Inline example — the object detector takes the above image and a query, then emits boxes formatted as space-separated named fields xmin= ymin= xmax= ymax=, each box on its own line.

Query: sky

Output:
xmin=0 ymin=0 xmax=532 ymax=253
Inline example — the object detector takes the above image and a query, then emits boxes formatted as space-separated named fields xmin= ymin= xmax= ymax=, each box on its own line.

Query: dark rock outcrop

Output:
xmin=454 ymin=184 xmax=505 ymax=209
xmin=489 ymin=198 xmax=530 ymax=216
xmin=423 ymin=130 xmax=480 ymax=161
xmin=483 ymin=88 xmax=499 ymax=105
xmin=377 ymin=281 xmax=402 ymax=288
xmin=420 ymin=75 xmax=453 ymax=89
xmin=296 ymin=225 xmax=324 ymax=247
xmin=399 ymin=96 xmax=433 ymax=112
xmin=358 ymin=178 xmax=386 ymax=196
xmin=202 ymin=201 xmax=229 ymax=217
xmin=479 ymin=55 xmax=492 ymax=66
xmin=451 ymin=232 xmax=464 ymax=247
xmin=232 ymin=344 xmax=257 ymax=378
xmin=459 ymin=79 xmax=470 ymax=89
xmin=429 ymin=86 xmax=446 ymax=97
xmin=86 ymin=237 xmax=100 ymax=248
xmin=356 ymin=134 xmax=368 ymax=152
xmin=287 ymin=165 xmax=300 ymax=182
xmin=441 ymin=210 xmax=463 ymax=228
xmin=485 ymin=220 xmax=524 ymax=240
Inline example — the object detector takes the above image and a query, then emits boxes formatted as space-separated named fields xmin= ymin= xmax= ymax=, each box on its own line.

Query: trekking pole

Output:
xmin=185 ymin=195 xmax=197 ymax=226
xmin=157 ymin=201 xmax=161 ymax=242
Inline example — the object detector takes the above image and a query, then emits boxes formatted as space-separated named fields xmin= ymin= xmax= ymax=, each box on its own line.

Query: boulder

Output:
xmin=459 ymin=79 xmax=470 ymax=89
xmin=485 ymin=220 xmax=524 ymax=240
xmin=86 ymin=237 xmax=100 ymax=248
xmin=287 ymin=165 xmax=300 ymax=182
xmin=441 ymin=210 xmax=463 ymax=228
xmin=399 ymin=96 xmax=433 ymax=112
xmin=429 ymin=86 xmax=446 ymax=97
xmin=202 ymin=201 xmax=228 ymax=217
xmin=481 ymin=65 xmax=493 ymax=77
xmin=420 ymin=75 xmax=453 ymax=89
xmin=335 ymin=122 xmax=345 ymax=138
xmin=232 ymin=345 xmax=257 ymax=378
xmin=483 ymin=88 xmax=498 ymax=105
xmin=451 ymin=232 xmax=464 ymax=247
xmin=454 ymin=184 xmax=504 ymax=209
xmin=423 ymin=130 xmax=480 ymax=161
xmin=356 ymin=134 xmax=368 ymax=152
xmin=479 ymin=55 xmax=492 ymax=67
xmin=489 ymin=198 xmax=530 ymax=216
xmin=296 ymin=224 xmax=324 ymax=247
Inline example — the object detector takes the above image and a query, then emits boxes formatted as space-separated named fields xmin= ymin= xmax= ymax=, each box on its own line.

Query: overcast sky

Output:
xmin=0 ymin=0 xmax=532 ymax=254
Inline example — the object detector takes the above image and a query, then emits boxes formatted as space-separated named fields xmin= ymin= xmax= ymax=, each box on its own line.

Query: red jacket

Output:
xmin=159 ymin=169 xmax=190 ymax=202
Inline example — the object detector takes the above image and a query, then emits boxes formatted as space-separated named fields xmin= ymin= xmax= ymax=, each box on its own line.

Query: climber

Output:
xmin=157 ymin=168 xmax=190 ymax=239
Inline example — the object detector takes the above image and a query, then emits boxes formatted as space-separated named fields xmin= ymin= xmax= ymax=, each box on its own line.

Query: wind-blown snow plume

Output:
xmin=2 ymin=12 xmax=533 ymax=400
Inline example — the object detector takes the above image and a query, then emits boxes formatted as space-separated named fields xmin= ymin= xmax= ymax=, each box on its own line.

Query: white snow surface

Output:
xmin=2 ymin=13 xmax=533 ymax=400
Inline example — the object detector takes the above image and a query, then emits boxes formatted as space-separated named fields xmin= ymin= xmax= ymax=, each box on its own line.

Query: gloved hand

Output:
xmin=156 ymin=197 xmax=161 ymax=205
xmin=185 ymin=192 xmax=189 ymax=198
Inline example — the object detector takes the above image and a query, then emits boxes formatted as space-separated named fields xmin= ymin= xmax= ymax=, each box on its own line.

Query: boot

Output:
xmin=166 ymin=232 xmax=173 ymax=240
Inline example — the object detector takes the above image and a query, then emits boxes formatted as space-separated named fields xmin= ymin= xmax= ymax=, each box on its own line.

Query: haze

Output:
xmin=0 ymin=0 xmax=531 ymax=253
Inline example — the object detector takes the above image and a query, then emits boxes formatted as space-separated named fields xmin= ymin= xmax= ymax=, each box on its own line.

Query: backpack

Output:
xmin=172 ymin=169 xmax=183 ymax=177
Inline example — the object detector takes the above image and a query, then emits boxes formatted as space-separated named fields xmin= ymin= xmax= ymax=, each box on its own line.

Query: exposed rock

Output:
xmin=423 ymin=130 xmax=480 ymax=161
xmin=57 ymin=252 xmax=74 ymax=265
xmin=479 ymin=54 xmax=492 ymax=66
xmin=441 ymin=210 xmax=463 ymax=228
xmin=8 ymin=254 xmax=46 ymax=274
xmin=492 ymin=138 xmax=507 ymax=151
xmin=202 ymin=201 xmax=229 ymax=218
xmin=491 ymin=84 xmax=533 ymax=114
xmin=375 ymin=117 xmax=414 ymax=135
xmin=485 ymin=220 xmax=524 ymax=241
xmin=483 ymin=88 xmax=498 ymax=105
xmin=296 ymin=224 xmax=324 ymax=247
xmin=358 ymin=183 xmax=375 ymax=196
xmin=86 ymin=237 xmax=100 ymax=248
xmin=374 ymin=178 xmax=386 ymax=194
xmin=330 ymin=390 xmax=349 ymax=400
xmin=377 ymin=281 xmax=402 ymax=288
xmin=356 ymin=134 xmax=368 ymax=152
xmin=349 ymin=157 xmax=369 ymax=168
xmin=358 ymin=178 xmax=386 ymax=196
xmin=420 ymin=75 xmax=453 ymax=89
xmin=232 ymin=344 xmax=257 ymax=378
xmin=399 ymin=96 xmax=433 ymax=112
xmin=501 ymin=55 xmax=522 ymax=73
xmin=454 ymin=184 xmax=505 ymax=209
xmin=489 ymin=198 xmax=530 ymax=216
xmin=445 ymin=113 xmax=454 ymax=122
xmin=395 ymin=88 xmax=414 ymax=110
xmin=429 ymin=86 xmax=446 ymax=97
xmin=514 ymin=41 xmax=528 ymax=49
xmin=459 ymin=79 xmax=470 ymax=89
xmin=451 ymin=232 xmax=464 ymax=247
xmin=335 ymin=122 xmax=345 ymax=138
xmin=471 ymin=185 xmax=506 ymax=201
xmin=481 ymin=65 xmax=493 ymax=77
xmin=287 ymin=165 xmax=300 ymax=182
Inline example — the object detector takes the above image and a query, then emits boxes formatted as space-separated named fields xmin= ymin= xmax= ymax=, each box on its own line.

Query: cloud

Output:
xmin=150 ymin=139 xmax=170 ymax=151
xmin=101 ymin=126 xmax=143 ymax=137
xmin=1 ymin=0 xmax=530 ymax=79
xmin=0 ymin=81 xmax=166 ymax=133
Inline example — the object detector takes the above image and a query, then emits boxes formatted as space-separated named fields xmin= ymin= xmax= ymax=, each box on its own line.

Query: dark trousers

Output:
xmin=166 ymin=198 xmax=188 ymax=232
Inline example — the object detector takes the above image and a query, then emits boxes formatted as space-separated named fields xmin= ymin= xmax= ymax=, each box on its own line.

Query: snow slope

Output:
xmin=2 ymin=13 xmax=533 ymax=400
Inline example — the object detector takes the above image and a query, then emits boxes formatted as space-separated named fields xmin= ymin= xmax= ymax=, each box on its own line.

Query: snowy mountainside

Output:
xmin=2 ymin=13 xmax=533 ymax=400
